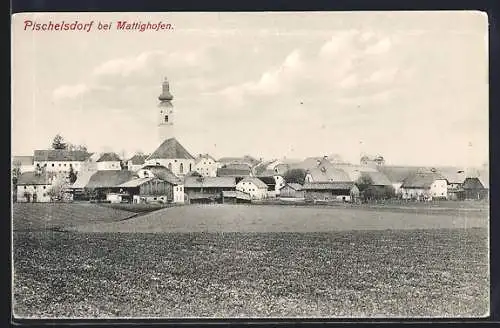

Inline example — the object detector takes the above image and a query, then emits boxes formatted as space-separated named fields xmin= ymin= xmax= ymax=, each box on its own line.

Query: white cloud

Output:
xmin=52 ymin=84 xmax=89 ymax=101
xmin=365 ymin=37 xmax=392 ymax=54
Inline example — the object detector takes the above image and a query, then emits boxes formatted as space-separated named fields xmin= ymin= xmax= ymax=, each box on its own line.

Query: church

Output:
xmin=144 ymin=77 xmax=196 ymax=178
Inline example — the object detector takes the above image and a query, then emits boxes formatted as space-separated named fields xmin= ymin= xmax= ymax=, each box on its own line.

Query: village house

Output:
xmin=437 ymin=167 xmax=467 ymax=201
xmin=303 ymin=182 xmax=359 ymax=202
xmin=116 ymin=176 xmax=179 ymax=204
xmin=356 ymin=171 xmax=394 ymax=200
xmin=400 ymin=171 xmax=448 ymax=201
xmin=221 ymin=190 xmax=252 ymax=204
xmin=12 ymin=155 xmax=34 ymax=174
xmin=136 ymin=165 xmax=184 ymax=203
xmin=279 ymin=183 xmax=305 ymax=199
xmin=256 ymin=174 xmax=286 ymax=197
xmin=184 ymin=176 xmax=236 ymax=204
xmin=144 ymin=138 xmax=195 ymax=178
xmin=16 ymin=171 xmax=53 ymax=203
xmin=463 ymin=176 xmax=489 ymax=200
xmin=84 ymin=170 xmax=136 ymax=201
xmin=127 ymin=154 xmax=148 ymax=172
xmin=236 ymin=177 xmax=269 ymax=200
xmin=193 ymin=154 xmax=218 ymax=177
xmin=96 ymin=152 xmax=122 ymax=171
xmin=33 ymin=149 xmax=91 ymax=173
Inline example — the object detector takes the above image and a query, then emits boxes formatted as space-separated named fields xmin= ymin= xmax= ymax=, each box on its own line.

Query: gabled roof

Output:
xmin=257 ymin=176 xmax=276 ymax=186
xmin=140 ymin=165 xmax=182 ymax=185
xmin=306 ymin=166 xmax=351 ymax=183
xmin=194 ymin=153 xmax=217 ymax=164
xmin=281 ymin=183 xmax=303 ymax=191
xmin=13 ymin=156 xmax=34 ymax=166
xmin=184 ymin=176 xmax=236 ymax=188
xmin=128 ymin=154 xmax=148 ymax=165
xmin=238 ymin=177 xmax=268 ymax=189
xmin=34 ymin=149 xmax=91 ymax=162
xmin=117 ymin=177 xmax=155 ymax=188
xmin=71 ymin=168 xmax=97 ymax=189
xmin=147 ymin=138 xmax=194 ymax=160
xmin=435 ymin=167 xmax=466 ymax=184
xmin=303 ymin=182 xmax=354 ymax=190
xmin=377 ymin=166 xmax=429 ymax=184
xmin=97 ymin=152 xmax=121 ymax=162
xmin=17 ymin=171 xmax=52 ymax=185
xmin=218 ymin=155 xmax=260 ymax=167
xmin=86 ymin=170 xmax=135 ymax=189
xmin=401 ymin=172 xmax=446 ymax=189
xmin=359 ymin=171 xmax=392 ymax=186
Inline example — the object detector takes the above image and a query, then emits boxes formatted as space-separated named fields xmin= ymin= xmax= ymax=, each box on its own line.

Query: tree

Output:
xmin=67 ymin=143 xmax=88 ymax=152
xmin=68 ymin=165 xmax=77 ymax=184
xmin=47 ymin=174 xmax=69 ymax=201
xmin=356 ymin=174 xmax=373 ymax=193
xmin=52 ymin=134 xmax=67 ymax=150
xmin=283 ymin=168 xmax=307 ymax=184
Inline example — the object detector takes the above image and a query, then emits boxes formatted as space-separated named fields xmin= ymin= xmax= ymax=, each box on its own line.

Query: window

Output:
xmin=180 ymin=163 xmax=184 ymax=174
xmin=59 ymin=164 xmax=61 ymax=167
xmin=43 ymin=186 xmax=46 ymax=189
xmin=43 ymin=193 xmax=47 ymax=197
xmin=52 ymin=163 xmax=55 ymax=167
xmin=24 ymin=186 xmax=26 ymax=189
xmin=64 ymin=163 xmax=67 ymax=167
xmin=164 ymin=115 xmax=169 ymax=123
xmin=154 ymin=197 xmax=157 ymax=200
xmin=189 ymin=163 xmax=192 ymax=171
xmin=34 ymin=186 xmax=37 ymax=190
xmin=168 ymin=163 xmax=172 ymax=171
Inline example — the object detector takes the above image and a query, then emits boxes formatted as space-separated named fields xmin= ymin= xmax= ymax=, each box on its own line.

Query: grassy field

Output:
xmin=13 ymin=229 xmax=489 ymax=318
xmin=68 ymin=204 xmax=488 ymax=233
xmin=12 ymin=203 xmax=490 ymax=318
xmin=12 ymin=203 xmax=136 ymax=231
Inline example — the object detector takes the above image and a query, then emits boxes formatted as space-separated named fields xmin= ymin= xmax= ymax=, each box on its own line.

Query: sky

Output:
xmin=12 ymin=11 xmax=488 ymax=167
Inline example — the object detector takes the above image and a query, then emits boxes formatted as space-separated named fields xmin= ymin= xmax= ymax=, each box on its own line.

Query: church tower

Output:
xmin=158 ymin=77 xmax=174 ymax=141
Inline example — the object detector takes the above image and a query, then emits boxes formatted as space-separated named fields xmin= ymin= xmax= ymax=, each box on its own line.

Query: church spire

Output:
xmin=159 ymin=77 xmax=173 ymax=102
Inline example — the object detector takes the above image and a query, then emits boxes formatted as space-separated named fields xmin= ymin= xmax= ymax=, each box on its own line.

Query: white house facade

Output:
xmin=33 ymin=150 xmax=91 ymax=173
xmin=194 ymin=154 xmax=218 ymax=177
xmin=236 ymin=177 xmax=268 ymax=200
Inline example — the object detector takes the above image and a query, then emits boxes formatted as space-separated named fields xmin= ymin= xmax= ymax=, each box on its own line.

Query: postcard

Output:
xmin=11 ymin=11 xmax=489 ymax=319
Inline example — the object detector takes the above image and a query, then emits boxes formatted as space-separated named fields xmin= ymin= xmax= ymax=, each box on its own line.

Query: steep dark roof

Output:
xmin=17 ymin=171 xmax=52 ymax=185
xmin=303 ymin=182 xmax=354 ymax=190
xmin=34 ymin=150 xmax=91 ymax=162
xmin=97 ymin=152 xmax=121 ymax=162
xmin=140 ymin=165 xmax=182 ymax=185
xmin=401 ymin=172 xmax=446 ymax=189
xmin=359 ymin=171 xmax=392 ymax=186
xmin=184 ymin=176 xmax=236 ymax=188
xmin=148 ymin=138 xmax=194 ymax=160
xmin=257 ymin=176 xmax=276 ymax=186
xmin=128 ymin=154 xmax=148 ymax=165
xmin=463 ymin=177 xmax=486 ymax=190
xmin=86 ymin=170 xmax=135 ymax=189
